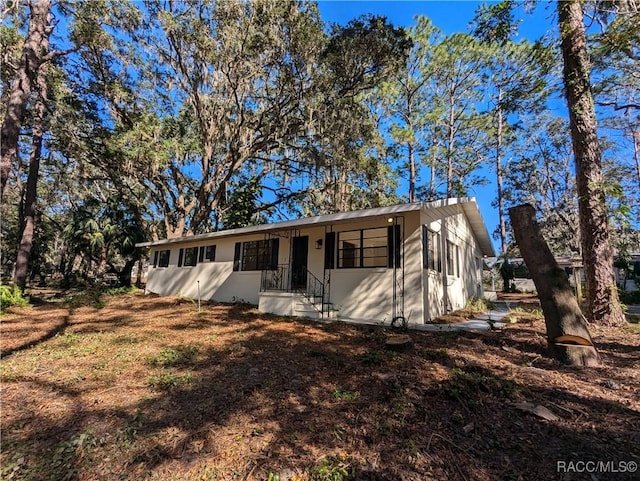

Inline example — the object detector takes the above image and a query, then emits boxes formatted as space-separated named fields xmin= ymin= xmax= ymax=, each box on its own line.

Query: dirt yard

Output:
xmin=1 ymin=289 xmax=639 ymax=480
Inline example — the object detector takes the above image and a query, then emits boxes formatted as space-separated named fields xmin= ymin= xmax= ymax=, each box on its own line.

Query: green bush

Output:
xmin=63 ymin=288 xmax=104 ymax=308
xmin=360 ymin=351 xmax=382 ymax=366
xmin=104 ymin=285 xmax=139 ymax=296
xmin=332 ymin=389 xmax=359 ymax=401
xmin=0 ymin=284 xmax=29 ymax=312
xmin=465 ymin=296 xmax=494 ymax=312
xmin=148 ymin=371 xmax=194 ymax=390
xmin=308 ymin=457 xmax=352 ymax=481
xmin=146 ymin=345 xmax=200 ymax=367
xmin=619 ymin=289 xmax=640 ymax=305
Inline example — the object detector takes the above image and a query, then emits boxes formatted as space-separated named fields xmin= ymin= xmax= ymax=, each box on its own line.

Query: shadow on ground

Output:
xmin=2 ymin=295 xmax=639 ymax=480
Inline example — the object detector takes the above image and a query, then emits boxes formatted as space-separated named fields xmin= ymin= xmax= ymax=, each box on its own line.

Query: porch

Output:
xmin=258 ymin=264 xmax=337 ymax=320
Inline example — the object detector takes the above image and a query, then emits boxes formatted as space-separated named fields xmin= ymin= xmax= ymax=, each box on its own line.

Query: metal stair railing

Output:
xmin=299 ymin=268 xmax=326 ymax=318
xmin=261 ymin=265 xmax=328 ymax=318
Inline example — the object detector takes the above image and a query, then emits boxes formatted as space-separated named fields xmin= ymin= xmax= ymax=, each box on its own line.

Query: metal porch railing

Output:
xmin=260 ymin=264 xmax=327 ymax=317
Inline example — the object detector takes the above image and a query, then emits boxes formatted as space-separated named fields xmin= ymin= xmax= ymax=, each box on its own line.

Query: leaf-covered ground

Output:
xmin=1 ymin=290 xmax=639 ymax=481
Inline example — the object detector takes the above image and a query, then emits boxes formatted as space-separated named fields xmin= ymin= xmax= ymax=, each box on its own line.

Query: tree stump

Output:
xmin=385 ymin=335 xmax=413 ymax=352
xmin=509 ymin=204 xmax=600 ymax=366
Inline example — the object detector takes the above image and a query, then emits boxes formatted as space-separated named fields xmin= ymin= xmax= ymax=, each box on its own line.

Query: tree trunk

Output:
xmin=135 ymin=258 xmax=143 ymax=287
xmin=408 ymin=141 xmax=415 ymax=203
xmin=0 ymin=0 xmax=52 ymax=198
xmin=557 ymin=0 xmax=625 ymax=327
xmin=117 ymin=259 xmax=137 ymax=287
xmin=633 ymin=130 xmax=640 ymax=192
xmin=509 ymin=204 xmax=599 ymax=367
xmin=428 ymin=145 xmax=436 ymax=200
xmin=495 ymin=88 xmax=507 ymax=256
xmin=63 ymin=254 xmax=77 ymax=288
xmin=14 ymin=62 xmax=48 ymax=290
xmin=446 ymin=98 xmax=455 ymax=198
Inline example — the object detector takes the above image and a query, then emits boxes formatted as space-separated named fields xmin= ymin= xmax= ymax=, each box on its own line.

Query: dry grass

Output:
xmin=1 ymin=290 xmax=639 ymax=481
xmin=431 ymin=297 xmax=494 ymax=324
xmin=431 ymin=307 xmax=480 ymax=324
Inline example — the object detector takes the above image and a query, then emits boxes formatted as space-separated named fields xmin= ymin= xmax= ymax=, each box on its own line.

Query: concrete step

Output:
xmin=295 ymin=302 xmax=322 ymax=310
xmin=325 ymin=310 xmax=338 ymax=320
xmin=296 ymin=304 xmax=340 ymax=313
xmin=294 ymin=304 xmax=320 ymax=312
xmin=294 ymin=309 xmax=322 ymax=319
xmin=294 ymin=303 xmax=339 ymax=319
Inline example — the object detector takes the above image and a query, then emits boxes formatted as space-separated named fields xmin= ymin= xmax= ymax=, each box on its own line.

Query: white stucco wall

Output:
xmin=420 ymin=207 xmax=485 ymax=321
xmin=322 ymin=211 xmax=424 ymax=325
xmin=257 ymin=292 xmax=296 ymax=316
xmin=146 ymin=234 xmax=285 ymax=304
xmin=146 ymin=212 xmax=425 ymax=324
xmin=145 ymin=206 xmax=485 ymax=326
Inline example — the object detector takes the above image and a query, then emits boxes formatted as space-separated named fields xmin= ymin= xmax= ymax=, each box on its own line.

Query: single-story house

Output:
xmin=136 ymin=198 xmax=495 ymax=325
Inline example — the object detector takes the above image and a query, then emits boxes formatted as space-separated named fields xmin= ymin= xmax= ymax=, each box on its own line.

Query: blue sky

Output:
xmin=316 ymin=1 xmax=560 ymax=252
xmin=317 ymin=1 xmax=556 ymax=41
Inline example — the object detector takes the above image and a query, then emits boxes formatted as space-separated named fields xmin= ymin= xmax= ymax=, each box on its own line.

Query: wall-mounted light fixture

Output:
xmin=315 ymin=239 xmax=323 ymax=249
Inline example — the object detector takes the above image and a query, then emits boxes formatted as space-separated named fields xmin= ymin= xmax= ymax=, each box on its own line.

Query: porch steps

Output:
xmin=294 ymin=296 xmax=338 ymax=320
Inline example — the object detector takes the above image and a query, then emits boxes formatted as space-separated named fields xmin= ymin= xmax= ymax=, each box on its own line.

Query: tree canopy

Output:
xmin=1 ymin=0 xmax=637 ymax=325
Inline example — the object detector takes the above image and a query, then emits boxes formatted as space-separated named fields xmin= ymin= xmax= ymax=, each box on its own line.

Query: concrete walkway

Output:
xmin=414 ymin=302 xmax=511 ymax=332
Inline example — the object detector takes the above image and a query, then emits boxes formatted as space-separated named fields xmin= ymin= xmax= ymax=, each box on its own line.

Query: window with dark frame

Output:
xmin=157 ymin=249 xmax=170 ymax=268
xmin=236 ymin=239 xmax=278 ymax=271
xmin=342 ymin=241 xmax=357 ymax=268
xmin=423 ymin=227 xmax=441 ymax=272
xmin=337 ymin=227 xmax=389 ymax=268
xmin=183 ymin=247 xmax=198 ymax=267
xmin=446 ymin=240 xmax=459 ymax=277
xmin=199 ymin=245 xmax=216 ymax=263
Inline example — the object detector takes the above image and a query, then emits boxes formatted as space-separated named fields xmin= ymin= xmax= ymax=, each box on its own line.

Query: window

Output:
xmin=178 ymin=247 xmax=198 ymax=267
xmin=184 ymin=247 xmax=198 ymax=266
xmin=199 ymin=245 xmax=216 ymax=263
xmin=156 ymin=249 xmax=170 ymax=268
xmin=233 ymin=239 xmax=279 ymax=271
xmin=339 ymin=231 xmax=361 ymax=268
xmin=446 ymin=240 xmax=459 ymax=277
xmin=423 ymin=227 xmax=441 ymax=272
xmin=337 ymin=227 xmax=396 ymax=268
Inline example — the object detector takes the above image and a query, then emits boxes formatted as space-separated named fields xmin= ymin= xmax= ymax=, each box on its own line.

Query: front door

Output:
xmin=291 ymin=236 xmax=309 ymax=290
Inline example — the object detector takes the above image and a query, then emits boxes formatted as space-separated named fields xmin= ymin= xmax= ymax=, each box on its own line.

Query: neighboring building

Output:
xmin=136 ymin=198 xmax=495 ymax=325
xmin=503 ymin=256 xmax=584 ymax=293
xmin=615 ymin=253 xmax=640 ymax=292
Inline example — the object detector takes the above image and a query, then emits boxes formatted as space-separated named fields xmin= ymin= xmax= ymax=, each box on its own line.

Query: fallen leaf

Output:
xmin=512 ymin=402 xmax=560 ymax=422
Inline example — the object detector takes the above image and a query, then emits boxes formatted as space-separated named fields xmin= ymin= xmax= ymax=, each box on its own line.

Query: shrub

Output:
xmin=104 ymin=285 xmax=139 ymax=296
xmin=332 ymin=389 xmax=359 ymax=401
xmin=146 ymin=345 xmax=200 ymax=367
xmin=148 ymin=371 xmax=194 ymax=390
xmin=308 ymin=457 xmax=352 ymax=481
xmin=465 ymin=296 xmax=494 ymax=312
xmin=360 ymin=351 xmax=382 ymax=366
xmin=619 ymin=289 xmax=640 ymax=305
xmin=0 ymin=284 xmax=29 ymax=312
xmin=421 ymin=347 xmax=450 ymax=362
xmin=63 ymin=289 xmax=104 ymax=309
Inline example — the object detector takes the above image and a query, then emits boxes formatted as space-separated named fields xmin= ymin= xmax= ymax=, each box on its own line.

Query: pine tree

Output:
xmin=557 ymin=0 xmax=625 ymax=326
